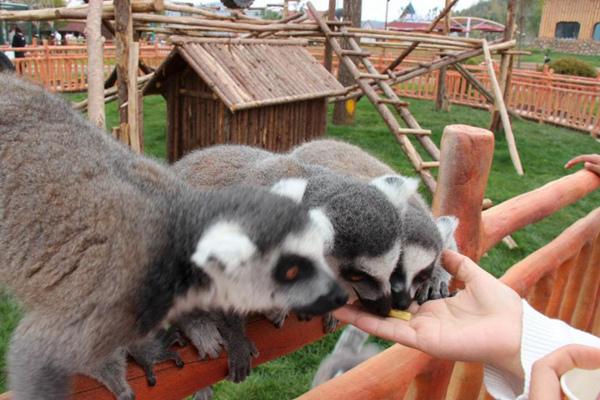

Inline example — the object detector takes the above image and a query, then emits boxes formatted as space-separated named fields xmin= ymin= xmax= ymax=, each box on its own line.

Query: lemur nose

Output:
xmin=359 ymin=295 xmax=392 ymax=317
xmin=392 ymin=290 xmax=413 ymax=310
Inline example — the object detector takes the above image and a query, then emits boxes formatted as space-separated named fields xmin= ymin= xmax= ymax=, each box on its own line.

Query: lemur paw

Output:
xmin=178 ymin=314 xmax=225 ymax=360
xmin=193 ymin=387 xmax=214 ymax=400
xmin=414 ymin=277 xmax=450 ymax=305
xmin=117 ymin=390 xmax=136 ymax=400
xmin=296 ymin=313 xmax=314 ymax=322
xmin=128 ymin=327 xmax=184 ymax=387
xmin=265 ymin=310 xmax=287 ymax=329
xmin=322 ymin=313 xmax=339 ymax=333
xmin=227 ymin=337 xmax=259 ymax=383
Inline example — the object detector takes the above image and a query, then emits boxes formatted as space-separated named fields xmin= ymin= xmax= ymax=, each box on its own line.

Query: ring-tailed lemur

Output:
xmin=0 ymin=74 xmax=346 ymax=400
xmin=291 ymin=139 xmax=458 ymax=309
xmin=312 ymin=325 xmax=381 ymax=388
xmin=155 ymin=144 xmax=416 ymax=390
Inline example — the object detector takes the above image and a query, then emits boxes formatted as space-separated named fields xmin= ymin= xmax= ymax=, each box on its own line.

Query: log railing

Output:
xmin=0 ymin=130 xmax=598 ymax=399
xmin=299 ymin=124 xmax=600 ymax=400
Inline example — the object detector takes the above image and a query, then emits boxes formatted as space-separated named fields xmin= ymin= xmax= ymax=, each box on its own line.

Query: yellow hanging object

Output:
xmin=345 ymin=99 xmax=356 ymax=114
xmin=388 ymin=309 xmax=412 ymax=321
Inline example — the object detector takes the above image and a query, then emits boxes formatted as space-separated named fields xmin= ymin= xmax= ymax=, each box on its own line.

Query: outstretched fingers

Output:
xmin=564 ymin=154 xmax=600 ymax=170
xmin=333 ymin=304 xmax=418 ymax=347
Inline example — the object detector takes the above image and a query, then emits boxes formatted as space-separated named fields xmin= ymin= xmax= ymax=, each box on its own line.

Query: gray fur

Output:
xmin=0 ymin=75 xmax=344 ymax=399
xmin=171 ymin=144 xmax=408 ymax=393
xmin=311 ymin=325 xmax=381 ymax=388
xmin=292 ymin=139 xmax=458 ymax=308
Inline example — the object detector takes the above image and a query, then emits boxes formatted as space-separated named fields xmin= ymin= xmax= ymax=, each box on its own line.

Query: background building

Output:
xmin=536 ymin=0 xmax=600 ymax=54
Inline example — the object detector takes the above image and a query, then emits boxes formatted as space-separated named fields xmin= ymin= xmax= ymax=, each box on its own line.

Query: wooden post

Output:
xmin=490 ymin=0 xmax=516 ymax=132
xmin=128 ymin=41 xmax=141 ymax=152
xmin=85 ymin=0 xmax=105 ymax=130
xmin=482 ymin=40 xmax=524 ymax=175
xmin=435 ymin=0 xmax=452 ymax=112
xmin=323 ymin=0 xmax=336 ymax=72
xmin=115 ymin=0 xmax=133 ymax=147
xmin=431 ymin=124 xmax=494 ymax=400
xmin=431 ymin=124 xmax=494 ymax=260
xmin=332 ymin=0 xmax=361 ymax=125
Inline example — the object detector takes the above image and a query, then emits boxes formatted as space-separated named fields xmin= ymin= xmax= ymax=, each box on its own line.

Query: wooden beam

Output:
xmin=435 ymin=0 xmax=453 ymax=112
xmin=86 ymin=0 xmax=106 ymax=130
xmin=128 ymin=41 xmax=141 ymax=152
xmin=323 ymin=0 xmax=336 ymax=72
xmin=115 ymin=0 xmax=133 ymax=147
xmin=382 ymin=0 xmax=459 ymax=73
xmin=480 ymin=170 xmax=600 ymax=256
xmin=482 ymin=39 xmax=523 ymax=175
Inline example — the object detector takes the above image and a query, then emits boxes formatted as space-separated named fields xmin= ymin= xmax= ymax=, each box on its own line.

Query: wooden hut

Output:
xmin=144 ymin=37 xmax=345 ymax=162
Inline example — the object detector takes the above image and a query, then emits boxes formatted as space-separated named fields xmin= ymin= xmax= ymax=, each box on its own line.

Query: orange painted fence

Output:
xmin=2 ymin=43 xmax=599 ymax=135
xmin=2 ymin=124 xmax=598 ymax=400
xmin=0 ymin=42 xmax=170 ymax=92
xmin=309 ymin=46 xmax=600 ymax=136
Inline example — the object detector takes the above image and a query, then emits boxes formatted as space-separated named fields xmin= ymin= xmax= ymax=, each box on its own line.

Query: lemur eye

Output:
xmin=285 ymin=265 xmax=300 ymax=281
xmin=349 ymin=273 xmax=366 ymax=282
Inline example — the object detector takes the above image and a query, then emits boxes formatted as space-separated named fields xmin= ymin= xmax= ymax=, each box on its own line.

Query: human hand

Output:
xmin=530 ymin=344 xmax=600 ymax=400
xmin=333 ymin=250 xmax=524 ymax=378
xmin=565 ymin=154 xmax=600 ymax=176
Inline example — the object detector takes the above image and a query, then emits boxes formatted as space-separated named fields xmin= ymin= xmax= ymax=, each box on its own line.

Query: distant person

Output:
xmin=11 ymin=27 xmax=26 ymax=58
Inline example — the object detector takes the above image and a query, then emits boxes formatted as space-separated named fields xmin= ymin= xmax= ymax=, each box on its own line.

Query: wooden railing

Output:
xmin=0 ymin=42 xmax=170 ymax=92
xmin=2 ymin=124 xmax=598 ymax=400
xmin=299 ymin=125 xmax=600 ymax=400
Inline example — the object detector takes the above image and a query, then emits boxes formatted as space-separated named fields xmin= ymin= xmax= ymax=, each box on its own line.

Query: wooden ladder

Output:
xmin=308 ymin=3 xmax=440 ymax=193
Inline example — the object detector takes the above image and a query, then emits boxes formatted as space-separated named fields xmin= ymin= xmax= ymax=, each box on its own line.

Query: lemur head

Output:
xmin=292 ymin=174 xmax=418 ymax=317
xmin=390 ymin=207 xmax=459 ymax=310
xmin=183 ymin=180 xmax=347 ymax=318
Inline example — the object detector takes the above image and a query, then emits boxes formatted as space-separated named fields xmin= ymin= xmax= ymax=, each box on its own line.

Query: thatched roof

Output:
xmin=144 ymin=37 xmax=345 ymax=111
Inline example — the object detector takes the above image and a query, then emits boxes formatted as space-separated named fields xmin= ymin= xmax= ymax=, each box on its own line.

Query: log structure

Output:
xmin=143 ymin=37 xmax=344 ymax=162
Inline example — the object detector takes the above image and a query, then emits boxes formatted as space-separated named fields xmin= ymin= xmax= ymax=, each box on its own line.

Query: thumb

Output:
xmin=441 ymin=250 xmax=489 ymax=283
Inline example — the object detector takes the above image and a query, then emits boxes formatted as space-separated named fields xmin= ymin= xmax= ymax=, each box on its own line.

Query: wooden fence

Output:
xmin=2 ymin=124 xmax=598 ymax=400
xmin=0 ymin=42 xmax=169 ymax=92
xmin=308 ymin=46 xmax=600 ymax=137
xmin=1 ymin=43 xmax=599 ymax=135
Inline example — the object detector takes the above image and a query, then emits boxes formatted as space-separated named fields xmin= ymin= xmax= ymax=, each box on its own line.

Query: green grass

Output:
xmin=1 ymin=95 xmax=599 ymax=398
xmin=518 ymin=48 xmax=600 ymax=69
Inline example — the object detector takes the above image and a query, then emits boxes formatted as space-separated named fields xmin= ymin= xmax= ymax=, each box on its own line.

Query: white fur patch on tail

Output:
xmin=370 ymin=175 xmax=419 ymax=208
xmin=271 ymin=178 xmax=308 ymax=204
xmin=436 ymin=216 xmax=459 ymax=250
xmin=191 ymin=221 xmax=256 ymax=274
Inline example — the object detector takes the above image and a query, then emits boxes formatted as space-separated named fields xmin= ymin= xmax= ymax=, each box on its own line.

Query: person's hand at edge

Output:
xmin=564 ymin=154 xmax=600 ymax=176
xmin=529 ymin=344 xmax=600 ymax=400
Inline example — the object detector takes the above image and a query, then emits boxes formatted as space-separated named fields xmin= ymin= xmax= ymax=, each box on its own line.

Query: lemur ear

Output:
xmin=309 ymin=208 xmax=335 ymax=253
xmin=436 ymin=216 xmax=459 ymax=251
xmin=191 ymin=221 xmax=257 ymax=274
xmin=370 ymin=175 xmax=419 ymax=208
xmin=270 ymin=178 xmax=308 ymax=204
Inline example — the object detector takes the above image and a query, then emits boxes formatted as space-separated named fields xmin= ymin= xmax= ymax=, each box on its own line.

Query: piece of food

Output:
xmin=388 ymin=309 xmax=412 ymax=321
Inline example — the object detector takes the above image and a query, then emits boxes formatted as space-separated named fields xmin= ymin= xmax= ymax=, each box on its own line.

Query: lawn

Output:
xmin=518 ymin=48 xmax=600 ymax=68
xmin=1 ymin=95 xmax=599 ymax=397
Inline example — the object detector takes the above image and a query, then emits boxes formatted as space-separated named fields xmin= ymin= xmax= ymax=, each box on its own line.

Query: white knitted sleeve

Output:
xmin=483 ymin=300 xmax=600 ymax=400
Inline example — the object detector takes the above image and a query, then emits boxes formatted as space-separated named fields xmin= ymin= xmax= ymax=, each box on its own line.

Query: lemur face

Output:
xmin=390 ymin=215 xmax=458 ymax=310
xmin=305 ymin=175 xmax=418 ymax=317
xmin=183 ymin=181 xmax=347 ymax=317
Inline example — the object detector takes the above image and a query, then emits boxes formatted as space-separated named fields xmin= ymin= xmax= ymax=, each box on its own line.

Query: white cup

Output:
xmin=560 ymin=368 xmax=600 ymax=400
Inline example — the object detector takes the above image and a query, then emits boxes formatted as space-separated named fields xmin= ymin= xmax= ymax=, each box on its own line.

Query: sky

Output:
xmin=250 ymin=0 xmax=481 ymax=22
